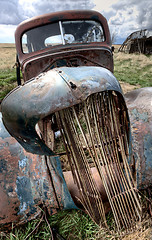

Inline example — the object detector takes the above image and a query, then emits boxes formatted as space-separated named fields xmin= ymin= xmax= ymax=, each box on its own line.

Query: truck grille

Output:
xmin=55 ymin=90 xmax=141 ymax=230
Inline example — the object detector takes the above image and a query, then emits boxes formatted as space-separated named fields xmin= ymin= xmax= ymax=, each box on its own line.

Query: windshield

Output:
xmin=22 ymin=20 xmax=105 ymax=53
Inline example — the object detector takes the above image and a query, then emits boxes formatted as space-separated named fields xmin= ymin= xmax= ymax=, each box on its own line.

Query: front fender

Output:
xmin=1 ymin=66 xmax=123 ymax=155
xmin=125 ymin=87 xmax=152 ymax=189
xmin=0 ymin=112 xmax=77 ymax=230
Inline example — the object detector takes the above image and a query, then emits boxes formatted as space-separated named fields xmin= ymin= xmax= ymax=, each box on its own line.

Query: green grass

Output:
xmin=114 ymin=53 xmax=152 ymax=87
xmin=0 ymin=68 xmax=17 ymax=101
xmin=0 ymin=210 xmax=103 ymax=240
xmin=49 ymin=210 xmax=100 ymax=239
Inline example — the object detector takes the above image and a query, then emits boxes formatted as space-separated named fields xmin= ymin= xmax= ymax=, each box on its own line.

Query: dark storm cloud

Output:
xmin=29 ymin=0 xmax=95 ymax=17
xmin=105 ymin=0 xmax=152 ymax=42
xmin=136 ymin=1 xmax=152 ymax=30
xmin=33 ymin=0 xmax=94 ymax=13
xmin=0 ymin=0 xmax=22 ymax=24
xmin=109 ymin=0 xmax=152 ymax=30
xmin=0 ymin=0 xmax=95 ymax=25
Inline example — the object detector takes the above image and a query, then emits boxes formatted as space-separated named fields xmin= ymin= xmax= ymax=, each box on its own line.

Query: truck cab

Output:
xmin=15 ymin=10 xmax=113 ymax=82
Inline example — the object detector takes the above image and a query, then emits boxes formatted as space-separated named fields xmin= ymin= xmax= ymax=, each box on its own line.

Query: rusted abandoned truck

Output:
xmin=0 ymin=10 xmax=152 ymax=231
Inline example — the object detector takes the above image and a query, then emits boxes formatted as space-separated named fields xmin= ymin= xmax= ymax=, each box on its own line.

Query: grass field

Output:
xmin=0 ymin=44 xmax=17 ymax=101
xmin=0 ymin=44 xmax=152 ymax=239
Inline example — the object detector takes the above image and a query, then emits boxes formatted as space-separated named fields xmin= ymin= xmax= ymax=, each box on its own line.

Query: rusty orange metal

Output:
xmin=125 ymin=87 xmax=152 ymax=189
xmin=15 ymin=10 xmax=113 ymax=81
xmin=0 ymin=112 xmax=77 ymax=230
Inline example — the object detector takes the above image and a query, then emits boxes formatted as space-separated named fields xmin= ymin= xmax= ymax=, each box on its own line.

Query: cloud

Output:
xmin=30 ymin=0 xmax=95 ymax=15
xmin=0 ymin=24 xmax=17 ymax=42
xmin=93 ymin=0 xmax=119 ymax=12
xmin=0 ymin=0 xmax=95 ymax=25
xmin=106 ymin=0 xmax=152 ymax=42
xmin=136 ymin=1 xmax=152 ymax=30
xmin=0 ymin=0 xmax=21 ymax=25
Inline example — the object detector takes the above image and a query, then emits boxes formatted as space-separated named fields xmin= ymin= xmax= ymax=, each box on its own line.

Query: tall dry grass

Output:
xmin=114 ymin=52 xmax=152 ymax=69
xmin=0 ymin=43 xmax=16 ymax=70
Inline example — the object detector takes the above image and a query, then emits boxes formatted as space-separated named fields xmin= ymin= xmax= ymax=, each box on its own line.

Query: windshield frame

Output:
xmin=15 ymin=10 xmax=112 ymax=63
xmin=21 ymin=19 xmax=106 ymax=54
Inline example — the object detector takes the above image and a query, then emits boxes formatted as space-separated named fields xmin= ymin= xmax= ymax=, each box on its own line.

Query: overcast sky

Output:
xmin=0 ymin=0 xmax=152 ymax=43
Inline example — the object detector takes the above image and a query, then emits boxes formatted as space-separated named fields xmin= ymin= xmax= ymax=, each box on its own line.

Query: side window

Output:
xmin=22 ymin=22 xmax=61 ymax=53
xmin=22 ymin=34 xmax=28 ymax=53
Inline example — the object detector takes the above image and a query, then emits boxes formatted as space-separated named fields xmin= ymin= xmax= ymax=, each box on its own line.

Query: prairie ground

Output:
xmin=0 ymin=43 xmax=16 ymax=70
xmin=0 ymin=43 xmax=17 ymax=101
xmin=0 ymin=44 xmax=152 ymax=239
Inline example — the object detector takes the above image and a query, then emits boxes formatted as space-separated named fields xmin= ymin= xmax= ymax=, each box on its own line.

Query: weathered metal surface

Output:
xmin=14 ymin=10 xmax=113 ymax=81
xmin=125 ymin=87 xmax=152 ymax=189
xmin=1 ymin=87 xmax=152 ymax=229
xmin=23 ymin=49 xmax=113 ymax=82
xmin=15 ymin=10 xmax=112 ymax=62
xmin=56 ymin=90 xmax=141 ymax=229
xmin=1 ymin=66 xmax=122 ymax=156
xmin=0 ymin=110 xmax=112 ymax=229
xmin=0 ymin=112 xmax=76 ymax=230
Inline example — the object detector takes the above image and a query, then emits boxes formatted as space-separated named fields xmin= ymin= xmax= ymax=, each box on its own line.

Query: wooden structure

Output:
xmin=119 ymin=29 xmax=152 ymax=54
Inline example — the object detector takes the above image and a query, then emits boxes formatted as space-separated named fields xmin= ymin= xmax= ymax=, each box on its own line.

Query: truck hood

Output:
xmin=1 ymin=66 xmax=123 ymax=155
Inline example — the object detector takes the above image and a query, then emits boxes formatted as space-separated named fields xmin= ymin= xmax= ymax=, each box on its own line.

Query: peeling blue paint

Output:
xmin=18 ymin=157 xmax=28 ymax=169
xmin=50 ymin=156 xmax=78 ymax=210
xmin=139 ymin=134 xmax=152 ymax=187
xmin=0 ymin=159 xmax=7 ymax=173
xmin=0 ymin=113 xmax=11 ymax=139
xmin=131 ymin=109 xmax=149 ymax=122
xmin=16 ymin=176 xmax=35 ymax=215
xmin=144 ymin=134 xmax=152 ymax=162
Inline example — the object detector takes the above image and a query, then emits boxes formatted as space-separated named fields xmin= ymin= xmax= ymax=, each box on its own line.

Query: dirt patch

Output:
xmin=120 ymin=81 xmax=140 ymax=94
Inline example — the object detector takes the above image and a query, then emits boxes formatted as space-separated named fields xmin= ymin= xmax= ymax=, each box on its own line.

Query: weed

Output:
xmin=114 ymin=53 xmax=152 ymax=87
xmin=0 ymin=69 xmax=17 ymax=101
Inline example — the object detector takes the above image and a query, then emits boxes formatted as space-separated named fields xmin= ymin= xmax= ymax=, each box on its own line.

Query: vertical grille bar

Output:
xmin=55 ymin=91 xmax=141 ymax=230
